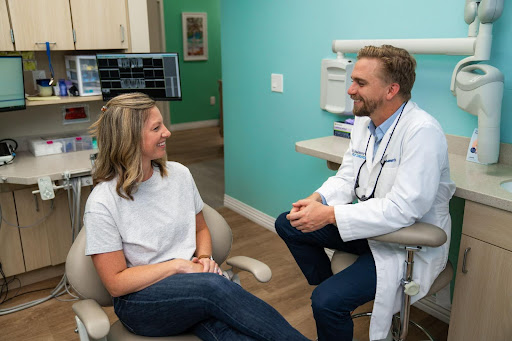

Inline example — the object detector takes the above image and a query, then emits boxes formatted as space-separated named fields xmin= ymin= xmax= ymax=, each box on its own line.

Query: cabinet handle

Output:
xmin=33 ymin=194 xmax=39 ymax=212
xmin=120 ymin=25 xmax=125 ymax=43
xmin=462 ymin=247 xmax=471 ymax=273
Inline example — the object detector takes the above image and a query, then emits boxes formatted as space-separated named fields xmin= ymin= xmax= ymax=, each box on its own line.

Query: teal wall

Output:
xmin=220 ymin=0 xmax=511 ymax=219
xmin=163 ymin=0 xmax=221 ymax=124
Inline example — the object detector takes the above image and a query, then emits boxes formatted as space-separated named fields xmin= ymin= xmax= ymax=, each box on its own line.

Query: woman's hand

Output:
xmin=172 ymin=259 xmax=204 ymax=274
xmin=192 ymin=257 xmax=223 ymax=276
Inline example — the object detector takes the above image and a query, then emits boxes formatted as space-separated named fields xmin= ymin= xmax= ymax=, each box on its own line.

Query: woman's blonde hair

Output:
xmin=90 ymin=92 xmax=168 ymax=200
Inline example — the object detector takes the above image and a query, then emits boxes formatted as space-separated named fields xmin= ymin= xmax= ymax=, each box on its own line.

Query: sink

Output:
xmin=500 ymin=180 xmax=512 ymax=193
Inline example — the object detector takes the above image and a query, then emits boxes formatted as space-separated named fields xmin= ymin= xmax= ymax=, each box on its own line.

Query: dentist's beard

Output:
xmin=352 ymin=97 xmax=382 ymax=117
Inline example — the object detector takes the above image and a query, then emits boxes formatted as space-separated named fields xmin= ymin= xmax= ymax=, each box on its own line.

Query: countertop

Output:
xmin=0 ymin=150 xmax=96 ymax=186
xmin=296 ymin=136 xmax=512 ymax=212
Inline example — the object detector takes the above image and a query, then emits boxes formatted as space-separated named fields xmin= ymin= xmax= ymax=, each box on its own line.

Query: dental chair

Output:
xmin=331 ymin=222 xmax=454 ymax=341
xmin=66 ymin=204 xmax=272 ymax=341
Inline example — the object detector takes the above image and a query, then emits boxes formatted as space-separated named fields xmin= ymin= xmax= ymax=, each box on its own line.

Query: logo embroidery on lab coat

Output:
xmin=352 ymin=149 xmax=366 ymax=159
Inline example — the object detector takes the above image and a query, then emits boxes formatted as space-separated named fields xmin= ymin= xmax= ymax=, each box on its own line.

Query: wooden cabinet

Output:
xmin=0 ymin=0 xmax=14 ymax=51
xmin=6 ymin=0 xmax=128 ymax=51
xmin=0 ymin=192 xmax=24 ymax=277
xmin=70 ymin=0 xmax=128 ymax=50
xmin=14 ymin=187 xmax=72 ymax=271
xmin=0 ymin=185 xmax=91 ymax=276
xmin=448 ymin=201 xmax=512 ymax=340
xmin=7 ymin=0 xmax=75 ymax=51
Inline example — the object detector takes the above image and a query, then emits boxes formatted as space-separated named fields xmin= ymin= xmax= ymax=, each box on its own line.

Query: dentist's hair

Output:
xmin=90 ymin=92 xmax=167 ymax=200
xmin=358 ymin=45 xmax=416 ymax=101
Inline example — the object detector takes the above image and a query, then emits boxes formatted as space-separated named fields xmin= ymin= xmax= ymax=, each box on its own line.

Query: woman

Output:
xmin=84 ymin=93 xmax=308 ymax=340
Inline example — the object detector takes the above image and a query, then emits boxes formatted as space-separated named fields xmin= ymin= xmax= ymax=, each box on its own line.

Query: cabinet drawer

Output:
xmin=463 ymin=200 xmax=512 ymax=251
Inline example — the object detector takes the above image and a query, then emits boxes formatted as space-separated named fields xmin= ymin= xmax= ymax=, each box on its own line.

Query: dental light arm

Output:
xmin=455 ymin=64 xmax=504 ymax=164
xmin=330 ymin=0 xmax=504 ymax=95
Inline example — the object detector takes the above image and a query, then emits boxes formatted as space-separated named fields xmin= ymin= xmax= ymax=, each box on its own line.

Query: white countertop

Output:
xmin=296 ymin=136 xmax=512 ymax=212
xmin=0 ymin=150 xmax=96 ymax=185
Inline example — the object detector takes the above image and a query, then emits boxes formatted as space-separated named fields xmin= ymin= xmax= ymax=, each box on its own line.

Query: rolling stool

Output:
xmin=331 ymin=222 xmax=454 ymax=341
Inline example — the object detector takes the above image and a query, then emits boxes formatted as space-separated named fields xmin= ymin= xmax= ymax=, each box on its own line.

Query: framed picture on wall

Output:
xmin=182 ymin=12 xmax=208 ymax=61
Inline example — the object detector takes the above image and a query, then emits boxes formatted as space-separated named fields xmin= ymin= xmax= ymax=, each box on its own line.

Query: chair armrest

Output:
xmin=72 ymin=299 xmax=111 ymax=340
xmin=369 ymin=222 xmax=447 ymax=247
xmin=226 ymin=256 xmax=272 ymax=282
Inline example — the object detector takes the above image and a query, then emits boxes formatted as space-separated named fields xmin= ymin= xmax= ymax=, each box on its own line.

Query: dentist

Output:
xmin=275 ymin=45 xmax=455 ymax=341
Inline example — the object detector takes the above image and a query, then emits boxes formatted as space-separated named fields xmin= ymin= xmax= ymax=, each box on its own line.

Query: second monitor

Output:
xmin=96 ymin=52 xmax=182 ymax=101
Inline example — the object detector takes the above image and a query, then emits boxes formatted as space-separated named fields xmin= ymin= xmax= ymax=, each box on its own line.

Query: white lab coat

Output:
xmin=317 ymin=101 xmax=455 ymax=340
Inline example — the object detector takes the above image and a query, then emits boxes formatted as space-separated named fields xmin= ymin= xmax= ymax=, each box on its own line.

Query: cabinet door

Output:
xmin=7 ymin=0 xmax=74 ymax=51
xmin=70 ymin=0 xmax=128 ymax=50
xmin=448 ymin=235 xmax=512 ymax=340
xmin=14 ymin=188 xmax=52 ymax=271
xmin=0 ymin=0 xmax=14 ymax=51
xmin=14 ymin=187 xmax=75 ymax=271
xmin=0 ymin=192 xmax=24 ymax=276
xmin=43 ymin=189 xmax=73 ymax=265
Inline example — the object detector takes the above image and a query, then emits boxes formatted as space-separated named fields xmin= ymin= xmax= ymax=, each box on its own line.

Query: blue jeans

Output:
xmin=113 ymin=272 xmax=309 ymax=340
xmin=275 ymin=212 xmax=377 ymax=341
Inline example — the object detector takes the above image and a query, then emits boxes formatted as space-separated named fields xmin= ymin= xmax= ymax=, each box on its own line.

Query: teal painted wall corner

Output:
xmin=163 ymin=0 xmax=222 ymax=124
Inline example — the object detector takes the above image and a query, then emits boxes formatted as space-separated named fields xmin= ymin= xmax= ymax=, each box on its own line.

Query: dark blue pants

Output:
xmin=275 ymin=212 xmax=377 ymax=341
xmin=113 ymin=272 xmax=308 ymax=340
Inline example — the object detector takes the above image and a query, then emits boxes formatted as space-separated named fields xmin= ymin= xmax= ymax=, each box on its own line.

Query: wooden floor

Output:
xmin=0 ymin=127 xmax=449 ymax=340
xmin=166 ymin=126 xmax=224 ymax=165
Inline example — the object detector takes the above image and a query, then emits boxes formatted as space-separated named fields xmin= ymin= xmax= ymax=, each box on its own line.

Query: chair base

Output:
xmin=352 ymin=312 xmax=435 ymax=341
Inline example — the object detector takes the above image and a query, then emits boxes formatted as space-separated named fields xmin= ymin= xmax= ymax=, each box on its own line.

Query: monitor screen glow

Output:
xmin=96 ymin=53 xmax=182 ymax=101
xmin=0 ymin=56 xmax=26 ymax=112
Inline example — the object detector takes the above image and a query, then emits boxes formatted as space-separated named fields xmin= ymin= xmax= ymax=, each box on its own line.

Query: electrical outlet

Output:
xmin=38 ymin=176 xmax=55 ymax=200
xmin=210 ymin=96 xmax=216 ymax=105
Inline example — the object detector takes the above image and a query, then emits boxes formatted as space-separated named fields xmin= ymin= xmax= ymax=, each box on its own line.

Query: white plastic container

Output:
xmin=74 ymin=135 xmax=93 ymax=151
xmin=65 ymin=56 xmax=101 ymax=96
xmin=29 ymin=137 xmax=67 ymax=156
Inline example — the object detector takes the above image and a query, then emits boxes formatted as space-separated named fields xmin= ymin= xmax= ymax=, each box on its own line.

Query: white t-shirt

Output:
xmin=84 ymin=162 xmax=204 ymax=268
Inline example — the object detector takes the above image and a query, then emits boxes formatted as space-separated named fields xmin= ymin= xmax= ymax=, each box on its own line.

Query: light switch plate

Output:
xmin=271 ymin=73 xmax=283 ymax=93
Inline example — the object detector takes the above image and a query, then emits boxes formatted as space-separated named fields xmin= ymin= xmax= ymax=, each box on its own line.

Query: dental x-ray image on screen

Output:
xmin=96 ymin=53 xmax=182 ymax=101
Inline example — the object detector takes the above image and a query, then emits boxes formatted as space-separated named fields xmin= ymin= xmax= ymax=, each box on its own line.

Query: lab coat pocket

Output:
xmin=375 ymin=166 xmax=399 ymax=198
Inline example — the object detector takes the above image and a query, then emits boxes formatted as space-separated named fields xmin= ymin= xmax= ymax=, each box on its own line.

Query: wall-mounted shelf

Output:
xmin=25 ymin=95 xmax=103 ymax=107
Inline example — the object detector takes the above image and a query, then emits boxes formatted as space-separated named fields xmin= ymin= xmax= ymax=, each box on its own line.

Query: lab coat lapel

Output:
xmin=366 ymin=133 xmax=375 ymax=167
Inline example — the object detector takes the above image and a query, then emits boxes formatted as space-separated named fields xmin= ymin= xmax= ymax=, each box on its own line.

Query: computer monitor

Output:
xmin=0 ymin=56 xmax=26 ymax=112
xmin=96 ymin=52 xmax=182 ymax=101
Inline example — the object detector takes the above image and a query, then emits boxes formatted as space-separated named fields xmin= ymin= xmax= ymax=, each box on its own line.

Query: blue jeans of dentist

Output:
xmin=275 ymin=212 xmax=377 ymax=341
xmin=113 ymin=272 xmax=308 ymax=340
